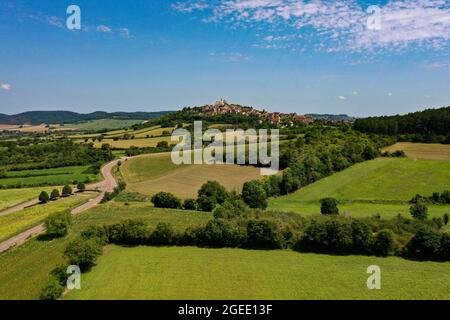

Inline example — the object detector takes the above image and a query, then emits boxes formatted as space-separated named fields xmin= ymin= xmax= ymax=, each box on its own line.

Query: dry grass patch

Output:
xmin=383 ymin=143 xmax=450 ymax=162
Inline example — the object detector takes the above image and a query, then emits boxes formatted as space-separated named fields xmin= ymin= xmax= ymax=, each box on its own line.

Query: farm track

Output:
xmin=0 ymin=158 xmax=126 ymax=254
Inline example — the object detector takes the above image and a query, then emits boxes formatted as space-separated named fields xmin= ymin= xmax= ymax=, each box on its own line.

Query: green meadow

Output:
xmin=64 ymin=245 xmax=450 ymax=300
xmin=269 ymin=158 xmax=450 ymax=218
xmin=0 ymin=187 xmax=56 ymax=212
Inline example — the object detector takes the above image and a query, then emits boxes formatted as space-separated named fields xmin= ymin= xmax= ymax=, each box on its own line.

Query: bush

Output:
xmin=183 ymin=198 xmax=197 ymax=211
xmin=62 ymin=184 xmax=73 ymax=197
xmin=39 ymin=277 xmax=64 ymax=300
xmin=246 ymin=220 xmax=284 ymax=249
xmin=39 ymin=191 xmax=50 ymax=204
xmin=264 ymin=175 xmax=282 ymax=197
xmin=108 ymin=219 xmax=149 ymax=245
xmin=350 ymin=220 xmax=373 ymax=254
xmin=44 ymin=211 xmax=72 ymax=238
xmin=148 ymin=223 xmax=176 ymax=245
xmin=213 ymin=197 xmax=250 ymax=220
xmin=196 ymin=219 xmax=245 ymax=248
xmin=151 ymin=192 xmax=182 ymax=209
xmin=372 ymin=230 xmax=395 ymax=257
xmin=50 ymin=189 xmax=60 ymax=200
xmin=443 ymin=213 xmax=449 ymax=225
xmin=77 ymin=182 xmax=86 ymax=192
xmin=320 ymin=198 xmax=339 ymax=215
xmin=410 ymin=202 xmax=428 ymax=220
xmin=404 ymin=228 xmax=442 ymax=260
xmin=242 ymin=180 xmax=268 ymax=209
xmin=197 ymin=181 xmax=229 ymax=211
xmin=64 ymin=238 xmax=103 ymax=272
xmin=81 ymin=225 xmax=109 ymax=245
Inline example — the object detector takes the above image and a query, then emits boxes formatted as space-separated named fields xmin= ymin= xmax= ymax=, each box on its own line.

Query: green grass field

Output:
xmin=64 ymin=245 xmax=450 ymax=300
xmin=0 ymin=192 xmax=97 ymax=243
xmin=121 ymin=152 xmax=263 ymax=198
xmin=69 ymin=119 xmax=144 ymax=131
xmin=269 ymin=158 xmax=450 ymax=217
xmin=0 ymin=202 xmax=211 ymax=300
xmin=0 ymin=187 xmax=57 ymax=212
xmin=0 ymin=166 xmax=97 ymax=188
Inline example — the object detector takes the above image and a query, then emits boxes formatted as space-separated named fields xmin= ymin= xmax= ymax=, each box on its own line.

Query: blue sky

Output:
xmin=0 ymin=0 xmax=449 ymax=117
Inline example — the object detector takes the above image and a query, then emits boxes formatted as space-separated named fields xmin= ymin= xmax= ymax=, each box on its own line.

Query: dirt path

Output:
xmin=0 ymin=158 xmax=126 ymax=254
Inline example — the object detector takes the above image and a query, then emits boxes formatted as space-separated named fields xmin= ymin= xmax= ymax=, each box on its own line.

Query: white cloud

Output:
xmin=96 ymin=25 xmax=112 ymax=33
xmin=119 ymin=28 xmax=133 ymax=39
xmin=352 ymin=91 xmax=358 ymax=95
xmin=1 ymin=84 xmax=11 ymax=91
xmin=174 ymin=0 xmax=450 ymax=53
xmin=388 ymin=92 xmax=393 ymax=96
xmin=337 ymin=95 xmax=347 ymax=100
xmin=210 ymin=52 xmax=251 ymax=62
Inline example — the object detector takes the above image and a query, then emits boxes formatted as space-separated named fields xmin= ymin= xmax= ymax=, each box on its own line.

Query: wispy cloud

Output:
xmin=337 ymin=95 xmax=347 ymax=100
xmin=210 ymin=52 xmax=251 ymax=62
xmin=1 ymin=84 xmax=12 ymax=91
xmin=96 ymin=25 xmax=112 ymax=33
xmin=173 ymin=0 xmax=450 ymax=54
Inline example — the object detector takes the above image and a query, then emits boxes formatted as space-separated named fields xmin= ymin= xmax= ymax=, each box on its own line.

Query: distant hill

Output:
xmin=0 ymin=110 xmax=171 ymax=125
xmin=305 ymin=114 xmax=356 ymax=121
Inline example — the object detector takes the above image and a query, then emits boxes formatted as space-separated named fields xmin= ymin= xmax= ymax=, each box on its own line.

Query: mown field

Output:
xmin=68 ymin=119 xmax=144 ymax=131
xmin=0 ymin=192 xmax=97 ymax=243
xmin=269 ymin=158 xmax=450 ymax=218
xmin=0 ymin=187 xmax=56 ymax=212
xmin=64 ymin=245 xmax=450 ymax=300
xmin=120 ymin=152 xmax=263 ymax=198
xmin=0 ymin=166 xmax=97 ymax=188
xmin=0 ymin=202 xmax=211 ymax=299
xmin=383 ymin=142 xmax=450 ymax=162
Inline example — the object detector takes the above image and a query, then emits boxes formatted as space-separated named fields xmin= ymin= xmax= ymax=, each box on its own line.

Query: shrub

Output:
xmin=246 ymin=220 xmax=284 ymax=249
xmin=320 ymin=198 xmax=339 ymax=215
xmin=39 ymin=191 xmax=50 ymax=204
xmin=108 ymin=219 xmax=149 ymax=245
xmin=39 ymin=277 xmax=64 ymax=300
xmin=44 ymin=211 xmax=72 ymax=238
xmin=410 ymin=202 xmax=428 ymax=220
xmin=443 ymin=213 xmax=449 ymax=225
xmin=77 ymin=182 xmax=86 ymax=192
xmin=151 ymin=192 xmax=182 ymax=209
xmin=372 ymin=230 xmax=394 ymax=257
xmin=196 ymin=219 xmax=245 ymax=248
xmin=149 ymin=223 xmax=176 ymax=245
xmin=350 ymin=220 xmax=373 ymax=254
xmin=404 ymin=228 xmax=442 ymax=260
xmin=62 ymin=184 xmax=73 ymax=197
xmin=439 ymin=233 xmax=450 ymax=260
xmin=64 ymin=238 xmax=103 ymax=272
xmin=81 ymin=225 xmax=109 ymax=245
xmin=264 ymin=175 xmax=282 ymax=197
xmin=50 ymin=189 xmax=60 ymax=200
xmin=183 ymin=198 xmax=198 ymax=211
xmin=197 ymin=181 xmax=229 ymax=211
xmin=242 ymin=180 xmax=268 ymax=209
xmin=213 ymin=197 xmax=250 ymax=220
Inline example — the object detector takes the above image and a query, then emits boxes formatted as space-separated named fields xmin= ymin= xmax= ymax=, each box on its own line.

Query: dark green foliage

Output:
xmin=410 ymin=190 xmax=450 ymax=205
xmin=410 ymin=202 xmax=428 ymax=220
xmin=39 ymin=277 xmax=64 ymax=300
xmin=50 ymin=189 xmax=60 ymax=200
xmin=213 ymin=197 xmax=250 ymax=219
xmin=77 ymin=182 xmax=86 ymax=192
xmin=263 ymin=175 xmax=282 ymax=197
xmin=151 ymin=192 xmax=182 ymax=209
xmin=148 ymin=223 xmax=176 ymax=246
xmin=107 ymin=219 xmax=149 ymax=245
xmin=44 ymin=211 xmax=72 ymax=238
xmin=64 ymin=238 xmax=103 ymax=272
xmin=197 ymin=181 xmax=229 ymax=211
xmin=196 ymin=219 xmax=245 ymax=248
xmin=405 ymin=228 xmax=443 ymax=260
xmin=444 ymin=213 xmax=449 ymax=225
xmin=320 ymin=198 xmax=339 ymax=215
xmin=350 ymin=220 xmax=374 ymax=254
xmin=372 ymin=230 xmax=395 ymax=257
xmin=246 ymin=220 xmax=284 ymax=249
xmin=183 ymin=198 xmax=198 ymax=210
xmin=242 ymin=180 xmax=268 ymax=209
xmin=39 ymin=191 xmax=50 ymax=203
xmin=62 ymin=184 xmax=73 ymax=196
xmin=80 ymin=225 xmax=109 ymax=245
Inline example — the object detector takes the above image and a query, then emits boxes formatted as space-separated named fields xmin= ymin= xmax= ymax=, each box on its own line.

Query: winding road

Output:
xmin=0 ymin=158 xmax=126 ymax=254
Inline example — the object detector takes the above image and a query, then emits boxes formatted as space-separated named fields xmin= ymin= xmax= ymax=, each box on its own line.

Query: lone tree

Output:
xmin=39 ymin=191 xmax=50 ymax=204
xmin=320 ymin=198 xmax=339 ymax=215
xmin=44 ymin=211 xmax=72 ymax=238
xmin=50 ymin=189 xmax=60 ymax=200
xmin=77 ymin=182 xmax=86 ymax=192
xmin=410 ymin=202 xmax=428 ymax=220
xmin=444 ymin=213 xmax=449 ymax=225
xmin=62 ymin=185 xmax=73 ymax=197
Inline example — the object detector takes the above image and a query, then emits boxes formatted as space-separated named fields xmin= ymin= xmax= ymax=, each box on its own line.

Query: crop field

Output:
xmin=64 ymin=245 xmax=450 ymax=300
xmin=0 ymin=202 xmax=211 ymax=300
xmin=0 ymin=187 xmax=57 ymax=212
xmin=0 ymin=192 xmax=97 ymax=243
xmin=269 ymin=158 xmax=450 ymax=217
xmin=121 ymin=153 xmax=263 ymax=198
xmin=0 ymin=166 xmax=97 ymax=188
xmin=383 ymin=142 xmax=450 ymax=162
